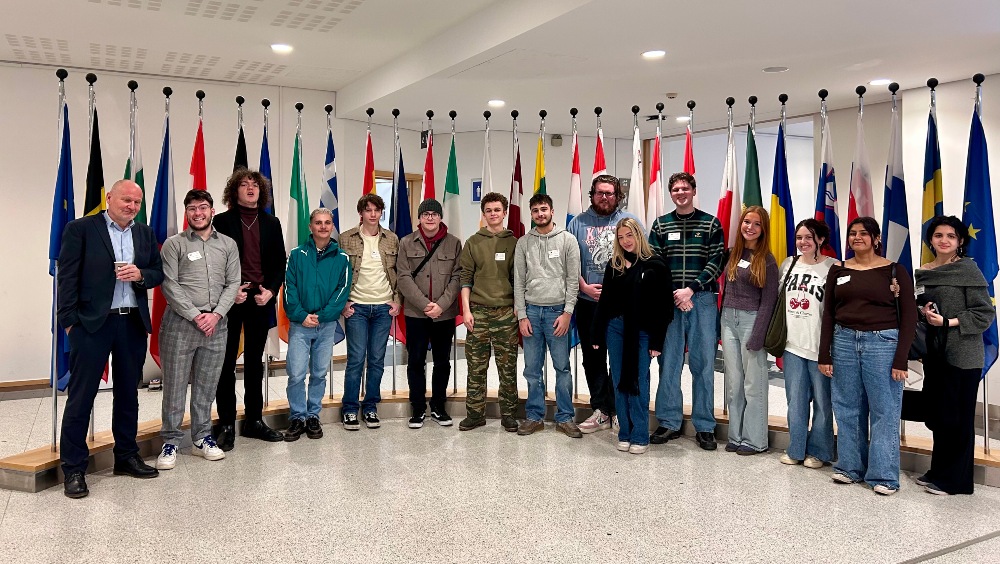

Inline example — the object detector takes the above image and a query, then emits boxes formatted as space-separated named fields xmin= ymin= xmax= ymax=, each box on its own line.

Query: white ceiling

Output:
xmin=4 ymin=0 xmax=1000 ymax=138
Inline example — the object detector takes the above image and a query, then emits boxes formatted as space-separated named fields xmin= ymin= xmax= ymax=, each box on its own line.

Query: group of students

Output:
xmin=55 ymin=167 xmax=992 ymax=500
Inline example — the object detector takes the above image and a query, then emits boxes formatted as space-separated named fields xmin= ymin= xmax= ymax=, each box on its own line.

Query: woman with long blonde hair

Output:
xmin=720 ymin=206 xmax=779 ymax=455
xmin=591 ymin=218 xmax=673 ymax=454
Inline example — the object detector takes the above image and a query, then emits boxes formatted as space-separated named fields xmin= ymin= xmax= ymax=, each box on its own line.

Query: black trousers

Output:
xmin=217 ymin=301 xmax=271 ymax=423
xmin=925 ymin=361 xmax=981 ymax=494
xmin=574 ymin=298 xmax=615 ymax=415
xmin=405 ymin=316 xmax=455 ymax=412
xmin=62 ymin=311 xmax=146 ymax=475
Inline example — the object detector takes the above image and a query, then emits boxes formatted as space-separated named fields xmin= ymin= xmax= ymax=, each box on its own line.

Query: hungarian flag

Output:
xmin=84 ymin=108 xmax=106 ymax=217
xmin=422 ymin=129 xmax=435 ymax=200
xmin=921 ymin=104 xmax=944 ymax=264
xmin=149 ymin=107 xmax=177 ymax=367
xmin=646 ymin=132 xmax=665 ymax=232
xmin=277 ymin=126 xmax=310 ymax=343
xmin=363 ymin=129 xmax=375 ymax=194
xmin=567 ymin=129 xmax=582 ymax=226
xmin=814 ymin=113 xmax=842 ymax=258
xmin=769 ymin=123 xmax=795 ymax=266
xmin=125 ymin=107 xmax=146 ymax=224
xmin=881 ymin=101 xmax=911 ymax=275
xmin=846 ymin=113 xmax=874 ymax=258
xmin=744 ymin=124 xmax=762 ymax=208
xmin=624 ymin=121 xmax=645 ymax=222
xmin=717 ymin=124 xmax=741 ymax=248
xmin=50 ymin=100 xmax=75 ymax=391
xmin=508 ymin=130 xmax=525 ymax=238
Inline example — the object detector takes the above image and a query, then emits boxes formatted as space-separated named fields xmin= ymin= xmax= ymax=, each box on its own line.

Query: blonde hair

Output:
xmin=726 ymin=206 xmax=773 ymax=288
xmin=610 ymin=217 xmax=654 ymax=272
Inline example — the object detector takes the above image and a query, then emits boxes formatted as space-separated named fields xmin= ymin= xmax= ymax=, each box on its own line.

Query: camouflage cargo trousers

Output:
xmin=465 ymin=304 xmax=519 ymax=419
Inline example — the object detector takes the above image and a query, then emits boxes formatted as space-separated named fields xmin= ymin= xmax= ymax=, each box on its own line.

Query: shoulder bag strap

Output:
xmin=411 ymin=238 xmax=446 ymax=277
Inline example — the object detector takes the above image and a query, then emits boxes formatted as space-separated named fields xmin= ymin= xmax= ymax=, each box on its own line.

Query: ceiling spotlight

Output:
xmin=869 ymin=78 xmax=892 ymax=86
xmin=762 ymin=66 xmax=789 ymax=73
xmin=642 ymin=50 xmax=666 ymax=60
xmin=271 ymin=44 xmax=294 ymax=54
xmin=488 ymin=99 xmax=506 ymax=108
xmin=676 ymin=116 xmax=690 ymax=122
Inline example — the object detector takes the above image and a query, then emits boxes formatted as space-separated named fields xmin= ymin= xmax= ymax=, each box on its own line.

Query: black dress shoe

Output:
xmin=64 ymin=472 xmax=89 ymax=499
xmin=113 ymin=455 xmax=159 ymax=479
xmin=650 ymin=426 xmax=683 ymax=444
xmin=695 ymin=431 xmax=718 ymax=451
xmin=214 ymin=423 xmax=236 ymax=452
xmin=240 ymin=419 xmax=284 ymax=442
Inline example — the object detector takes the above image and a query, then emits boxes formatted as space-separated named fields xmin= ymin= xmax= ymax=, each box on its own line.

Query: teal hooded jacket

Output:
xmin=283 ymin=236 xmax=352 ymax=324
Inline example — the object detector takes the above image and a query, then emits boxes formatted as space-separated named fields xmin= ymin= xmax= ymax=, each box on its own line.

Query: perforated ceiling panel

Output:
xmin=161 ymin=51 xmax=221 ymax=78
xmin=184 ymin=0 xmax=259 ymax=22
xmin=89 ymin=42 xmax=148 ymax=71
xmin=271 ymin=0 xmax=364 ymax=32
xmin=87 ymin=0 xmax=163 ymax=10
xmin=5 ymin=35 xmax=72 ymax=66
xmin=223 ymin=60 xmax=287 ymax=84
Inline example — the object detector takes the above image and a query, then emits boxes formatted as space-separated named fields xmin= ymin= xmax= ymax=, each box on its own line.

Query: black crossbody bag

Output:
xmin=411 ymin=238 xmax=445 ymax=277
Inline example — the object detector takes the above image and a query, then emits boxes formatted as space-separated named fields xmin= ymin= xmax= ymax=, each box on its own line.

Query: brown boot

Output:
xmin=517 ymin=419 xmax=544 ymax=435
xmin=556 ymin=421 xmax=583 ymax=438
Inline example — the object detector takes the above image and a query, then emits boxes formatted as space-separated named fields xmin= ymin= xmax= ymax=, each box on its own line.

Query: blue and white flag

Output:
xmin=881 ymin=100 xmax=911 ymax=275
xmin=319 ymin=126 xmax=340 ymax=240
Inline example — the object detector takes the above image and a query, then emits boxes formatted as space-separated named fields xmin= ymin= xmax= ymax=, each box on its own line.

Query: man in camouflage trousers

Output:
xmin=458 ymin=192 xmax=519 ymax=431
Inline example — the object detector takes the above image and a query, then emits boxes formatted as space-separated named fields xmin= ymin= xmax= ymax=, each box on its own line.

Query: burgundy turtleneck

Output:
xmin=238 ymin=205 xmax=263 ymax=284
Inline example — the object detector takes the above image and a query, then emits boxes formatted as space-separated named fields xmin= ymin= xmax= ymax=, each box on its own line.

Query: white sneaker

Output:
xmin=616 ymin=441 xmax=631 ymax=452
xmin=579 ymin=409 xmax=611 ymax=434
xmin=628 ymin=444 xmax=648 ymax=455
xmin=873 ymin=484 xmax=898 ymax=496
xmin=780 ymin=454 xmax=801 ymax=465
xmin=831 ymin=472 xmax=856 ymax=484
xmin=192 ymin=436 xmax=226 ymax=461
xmin=803 ymin=456 xmax=824 ymax=469
xmin=156 ymin=443 xmax=177 ymax=470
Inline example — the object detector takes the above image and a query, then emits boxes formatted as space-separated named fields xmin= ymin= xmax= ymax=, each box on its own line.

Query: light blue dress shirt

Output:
xmin=104 ymin=212 xmax=138 ymax=309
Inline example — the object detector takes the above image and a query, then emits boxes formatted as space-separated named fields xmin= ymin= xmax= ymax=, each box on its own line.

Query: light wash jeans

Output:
xmin=720 ymin=307 xmax=769 ymax=451
xmin=286 ymin=322 xmax=339 ymax=421
xmin=343 ymin=304 xmax=392 ymax=414
xmin=783 ymin=351 xmax=835 ymax=462
xmin=831 ymin=325 xmax=903 ymax=489
xmin=522 ymin=304 xmax=574 ymax=423
xmin=606 ymin=317 xmax=652 ymax=445
xmin=656 ymin=291 xmax=719 ymax=433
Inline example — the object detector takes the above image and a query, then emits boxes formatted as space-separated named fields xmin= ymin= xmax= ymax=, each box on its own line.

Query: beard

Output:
xmin=591 ymin=197 xmax=617 ymax=216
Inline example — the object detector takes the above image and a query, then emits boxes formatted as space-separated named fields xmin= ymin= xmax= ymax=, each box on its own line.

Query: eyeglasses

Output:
xmin=420 ymin=212 xmax=441 ymax=218
xmin=594 ymin=191 xmax=616 ymax=199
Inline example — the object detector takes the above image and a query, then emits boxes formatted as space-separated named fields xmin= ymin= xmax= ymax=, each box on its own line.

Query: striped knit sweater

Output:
xmin=648 ymin=209 xmax=725 ymax=293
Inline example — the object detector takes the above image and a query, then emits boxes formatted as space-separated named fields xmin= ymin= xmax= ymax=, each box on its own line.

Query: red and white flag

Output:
xmin=421 ymin=129 xmax=435 ymax=200
xmin=625 ymin=122 xmax=645 ymax=223
xmin=593 ymin=125 xmax=607 ymax=180
xmin=846 ymin=112 xmax=873 ymax=256
xmin=566 ymin=129 xmax=583 ymax=225
xmin=646 ymin=132 xmax=666 ymax=231
xmin=717 ymin=124 xmax=742 ymax=248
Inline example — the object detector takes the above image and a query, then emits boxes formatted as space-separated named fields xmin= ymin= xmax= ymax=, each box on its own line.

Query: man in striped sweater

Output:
xmin=647 ymin=172 xmax=725 ymax=450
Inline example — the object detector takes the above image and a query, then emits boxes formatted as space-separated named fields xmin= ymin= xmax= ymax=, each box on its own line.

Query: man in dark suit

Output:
xmin=212 ymin=168 xmax=287 ymax=449
xmin=57 ymin=179 xmax=164 ymax=498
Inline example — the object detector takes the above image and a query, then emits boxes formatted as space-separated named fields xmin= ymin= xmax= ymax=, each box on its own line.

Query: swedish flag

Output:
xmin=921 ymin=108 xmax=943 ymax=263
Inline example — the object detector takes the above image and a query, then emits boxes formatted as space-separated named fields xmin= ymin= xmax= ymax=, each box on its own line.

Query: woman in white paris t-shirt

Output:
xmin=778 ymin=219 xmax=837 ymax=469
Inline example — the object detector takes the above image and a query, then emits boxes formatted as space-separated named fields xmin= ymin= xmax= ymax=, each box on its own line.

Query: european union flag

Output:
xmin=260 ymin=123 xmax=273 ymax=215
xmin=962 ymin=109 xmax=998 ymax=377
xmin=50 ymin=102 xmax=74 ymax=390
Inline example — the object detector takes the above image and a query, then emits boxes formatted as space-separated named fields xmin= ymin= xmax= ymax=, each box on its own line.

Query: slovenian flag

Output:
xmin=814 ymin=113 xmax=841 ymax=258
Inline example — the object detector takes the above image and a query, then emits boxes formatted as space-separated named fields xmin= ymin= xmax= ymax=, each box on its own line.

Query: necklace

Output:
xmin=675 ymin=210 xmax=696 ymax=220
xmin=240 ymin=215 xmax=258 ymax=230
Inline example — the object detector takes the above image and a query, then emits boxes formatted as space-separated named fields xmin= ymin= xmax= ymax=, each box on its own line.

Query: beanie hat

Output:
xmin=418 ymin=198 xmax=443 ymax=217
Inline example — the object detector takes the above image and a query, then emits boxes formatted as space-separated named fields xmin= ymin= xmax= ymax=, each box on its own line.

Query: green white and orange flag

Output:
xmin=124 ymin=94 xmax=146 ymax=223
xmin=444 ymin=133 xmax=462 ymax=236
xmin=278 ymin=118 xmax=310 ymax=342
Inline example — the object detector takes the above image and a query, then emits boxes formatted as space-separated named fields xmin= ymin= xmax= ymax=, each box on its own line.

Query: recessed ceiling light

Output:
xmin=271 ymin=44 xmax=294 ymax=54
xmin=762 ymin=66 xmax=789 ymax=73
xmin=869 ymin=78 xmax=892 ymax=86
xmin=642 ymin=50 xmax=666 ymax=60
xmin=676 ymin=116 xmax=690 ymax=123
xmin=488 ymin=99 xmax=506 ymax=108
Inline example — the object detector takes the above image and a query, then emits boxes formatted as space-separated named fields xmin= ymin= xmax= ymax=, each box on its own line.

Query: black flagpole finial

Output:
xmin=392 ymin=108 xmax=400 ymax=118
xmin=295 ymin=102 xmax=303 ymax=112
xmin=539 ymin=109 xmax=547 ymax=119
xmin=56 ymin=68 xmax=68 ymax=80
xmin=570 ymin=107 xmax=578 ymax=117
xmin=484 ymin=110 xmax=491 ymax=120
xmin=426 ymin=109 xmax=434 ymax=119
xmin=778 ymin=93 xmax=788 ymax=104
xmin=927 ymin=78 xmax=938 ymax=90
xmin=594 ymin=106 xmax=603 ymax=116
xmin=657 ymin=102 xmax=666 ymax=111
xmin=818 ymin=89 xmax=828 ymax=100
xmin=724 ymin=98 xmax=734 ymax=108
xmin=366 ymin=107 xmax=374 ymax=117
xmin=449 ymin=110 xmax=457 ymax=120
xmin=686 ymin=100 xmax=696 ymax=110
xmin=856 ymin=85 xmax=866 ymax=97
xmin=973 ymin=73 xmax=986 ymax=85
xmin=748 ymin=95 xmax=758 ymax=106
xmin=631 ymin=105 xmax=640 ymax=115
xmin=127 ymin=80 xmax=138 ymax=92
xmin=888 ymin=83 xmax=900 ymax=94
xmin=511 ymin=110 xmax=519 ymax=119
xmin=85 ymin=73 xmax=97 ymax=85
xmin=261 ymin=98 xmax=270 ymax=108
xmin=236 ymin=95 xmax=244 ymax=105
xmin=195 ymin=90 xmax=206 ymax=100
xmin=325 ymin=104 xmax=333 ymax=114
xmin=162 ymin=86 xmax=172 ymax=97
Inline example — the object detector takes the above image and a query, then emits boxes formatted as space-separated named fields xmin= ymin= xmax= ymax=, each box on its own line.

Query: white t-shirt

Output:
xmin=780 ymin=256 xmax=836 ymax=361
xmin=349 ymin=232 xmax=393 ymax=304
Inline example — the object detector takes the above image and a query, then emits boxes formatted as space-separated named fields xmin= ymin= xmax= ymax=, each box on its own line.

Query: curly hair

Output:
xmin=925 ymin=215 xmax=970 ymax=257
xmin=589 ymin=174 xmax=625 ymax=202
xmin=480 ymin=191 xmax=508 ymax=213
xmin=222 ymin=167 xmax=272 ymax=210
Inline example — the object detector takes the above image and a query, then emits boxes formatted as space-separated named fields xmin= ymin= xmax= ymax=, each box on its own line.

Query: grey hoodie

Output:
xmin=513 ymin=224 xmax=581 ymax=320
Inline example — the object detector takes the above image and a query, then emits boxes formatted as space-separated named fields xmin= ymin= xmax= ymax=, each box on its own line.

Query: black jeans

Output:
xmin=217 ymin=301 xmax=271 ymax=423
xmin=405 ymin=316 xmax=455 ymax=412
xmin=925 ymin=362 xmax=981 ymax=494
xmin=62 ymin=312 xmax=146 ymax=475
xmin=574 ymin=298 xmax=615 ymax=416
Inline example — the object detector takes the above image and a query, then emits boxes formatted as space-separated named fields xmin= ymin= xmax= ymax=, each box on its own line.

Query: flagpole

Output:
xmin=236 ymin=96 xmax=244 ymax=132
xmin=86 ymin=72 xmax=98 ymax=444
xmin=391 ymin=108 xmax=400 ymax=396
xmin=971 ymin=73 xmax=991 ymax=453
xmin=687 ymin=100 xmax=695 ymax=133
xmin=722 ymin=97 xmax=734 ymax=417
xmin=567 ymin=108 xmax=579 ymax=399
xmin=128 ymin=81 xmax=138 ymax=180
xmin=857 ymin=85 xmax=865 ymax=118
xmin=52 ymin=68 xmax=69 ymax=453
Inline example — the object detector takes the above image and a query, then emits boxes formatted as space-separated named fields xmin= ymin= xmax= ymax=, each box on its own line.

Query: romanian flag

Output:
xmin=814 ymin=113 xmax=841 ymax=258
xmin=363 ymin=129 xmax=375 ymax=194
xmin=50 ymin=101 xmax=75 ymax=390
xmin=769 ymin=123 xmax=794 ymax=266
xmin=962 ymin=107 xmax=998 ymax=377
xmin=921 ymin=105 xmax=944 ymax=264
xmin=881 ymin=100 xmax=912 ymax=275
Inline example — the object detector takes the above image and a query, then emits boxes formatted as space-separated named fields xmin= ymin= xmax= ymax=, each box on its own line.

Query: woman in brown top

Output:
xmin=818 ymin=217 xmax=916 ymax=495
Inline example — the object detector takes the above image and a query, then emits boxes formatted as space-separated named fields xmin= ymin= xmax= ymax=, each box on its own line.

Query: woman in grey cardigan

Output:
xmin=915 ymin=216 xmax=996 ymax=496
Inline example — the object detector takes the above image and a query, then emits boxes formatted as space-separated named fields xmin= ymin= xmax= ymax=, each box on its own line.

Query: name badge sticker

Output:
xmin=915 ymin=285 xmax=926 ymax=296
xmin=737 ymin=259 xmax=750 ymax=269
xmin=836 ymin=275 xmax=851 ymax=286
xmin=187 ymin=251 xmax=203 ymax=261
xmin=548 ymin=249 xmax=560 ymax=259
xmin=667 ymin=232 xmax=681 ymax=241
xmin=495 ymin=252 xmax=506 ymax=261
xmin=371 ymin=251 xmax=381 ymax=259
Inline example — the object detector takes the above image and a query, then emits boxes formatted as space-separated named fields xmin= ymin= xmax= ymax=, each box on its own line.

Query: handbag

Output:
xmin=891 ymin=263 xmax=938 ymax=361
xmin=764 ymin=255 xmax=800 ymax=357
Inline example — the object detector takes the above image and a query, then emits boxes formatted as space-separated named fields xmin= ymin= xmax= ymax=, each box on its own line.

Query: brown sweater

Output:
xmin=818 ymin=263 xmax=917 ymax=370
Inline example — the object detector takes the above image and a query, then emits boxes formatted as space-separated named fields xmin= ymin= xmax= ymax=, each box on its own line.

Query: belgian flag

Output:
xmin=84 ymin=108 xmax=106 ymax=216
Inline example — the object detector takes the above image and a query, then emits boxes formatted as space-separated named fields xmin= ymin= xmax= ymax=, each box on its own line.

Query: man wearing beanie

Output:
xmin=396 ymin=198 xmax=463 ymax=428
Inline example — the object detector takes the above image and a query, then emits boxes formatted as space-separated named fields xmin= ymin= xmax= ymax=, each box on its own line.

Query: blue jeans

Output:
xmin=522 ymin=304 xmax=573 ymax=423
xmin=783 ymin=351 xmax=835 ymax=462
xmin=656 ymin=291 xmax=719 ymax=433
xmin=721 ymin=308 xmax=768 ymax=451
xmin=831 ymin=325 xmax=903 ymax=489
xmin=607 ymin=317 xmax=652 ymax=445
xmin=286 ymin=322 xmax=338 ymax=420
xmin=343 ymin=304 xmax=392 ymax=414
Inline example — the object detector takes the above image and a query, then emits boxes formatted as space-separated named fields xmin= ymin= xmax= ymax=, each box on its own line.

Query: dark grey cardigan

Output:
xmin=914 ymin=258 xmax=996 ymax=370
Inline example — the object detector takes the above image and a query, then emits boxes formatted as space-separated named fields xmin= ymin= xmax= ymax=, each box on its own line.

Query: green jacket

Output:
xmin=460 ymin=227 xmax=516 ymax=307
xmin=283 ymin=236 xmax=352 ymax=324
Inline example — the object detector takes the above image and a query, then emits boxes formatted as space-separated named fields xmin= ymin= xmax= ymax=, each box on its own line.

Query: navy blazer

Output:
xmin=57 ymin=213 xmax=164 ymax=333
xmin=212 ymin=208 xmax=286 ymax=313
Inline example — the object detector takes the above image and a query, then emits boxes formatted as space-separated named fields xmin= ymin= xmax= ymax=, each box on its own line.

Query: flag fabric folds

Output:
xmin=567 ymin=130 xmax=583 ymax=227
xmin=50 ymin=101 xmax=75 ymax=390
xmin=320 ymin=125 xmax=341 ymax=240
xmin=962 ymin=108 xmax=998 ymax=377
xmin=363 ymin=130 xmax=375 ymax=194
xmin=508 ymin=131 xmax=525 ymax=238
xmin=769 ymin=123 xmax=795 ymax=266
xmin=277 ymin=125 xmax=312 ymax=343
xmin=125 ymin=109 xmax=146 ymax=224
xmin=881 ymin=102 xmax=912 ymax=275
xmin=84 ymin=108 xmax=106 ymax=217
xmin=847 ymin=113 xmax=874 ymax=258
xmin=625 ymin=123 xmax=645 ymax=223
xmin=814 ymin=115 xmax=842 ymax=258
xmin=234 ymin=124 xmax=248 ymax=170
xmin=422 ymin=130 xmax=435 ymax=201
xmin=190 ymin=119 xmax=207 ymax=191
xmin=533 ymin=131 xmax=546 ymax=196
xmin=921 ymin=106 xmax=944 ymax=263
xmin=683 ymin=125 xmax=696 ymax=175
xmin=149 ymin=107 xmax=177 ymax=367
xmin=444 ymin=135 xmax=463 ymax=238
xmin=717 ymin=125 xmax=741 ymax=248
xmin=646 ymin=133 xmax=665 ymax=232
xmin=260 ymin=122 xmax=274 ymax=215
xmin=743 ymin=124 xmax=762 ymax=208
xmin=593 ymin=126 xmax=607 ymax=179
xmin=390 ymin=135 xmax=412 ymax=344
